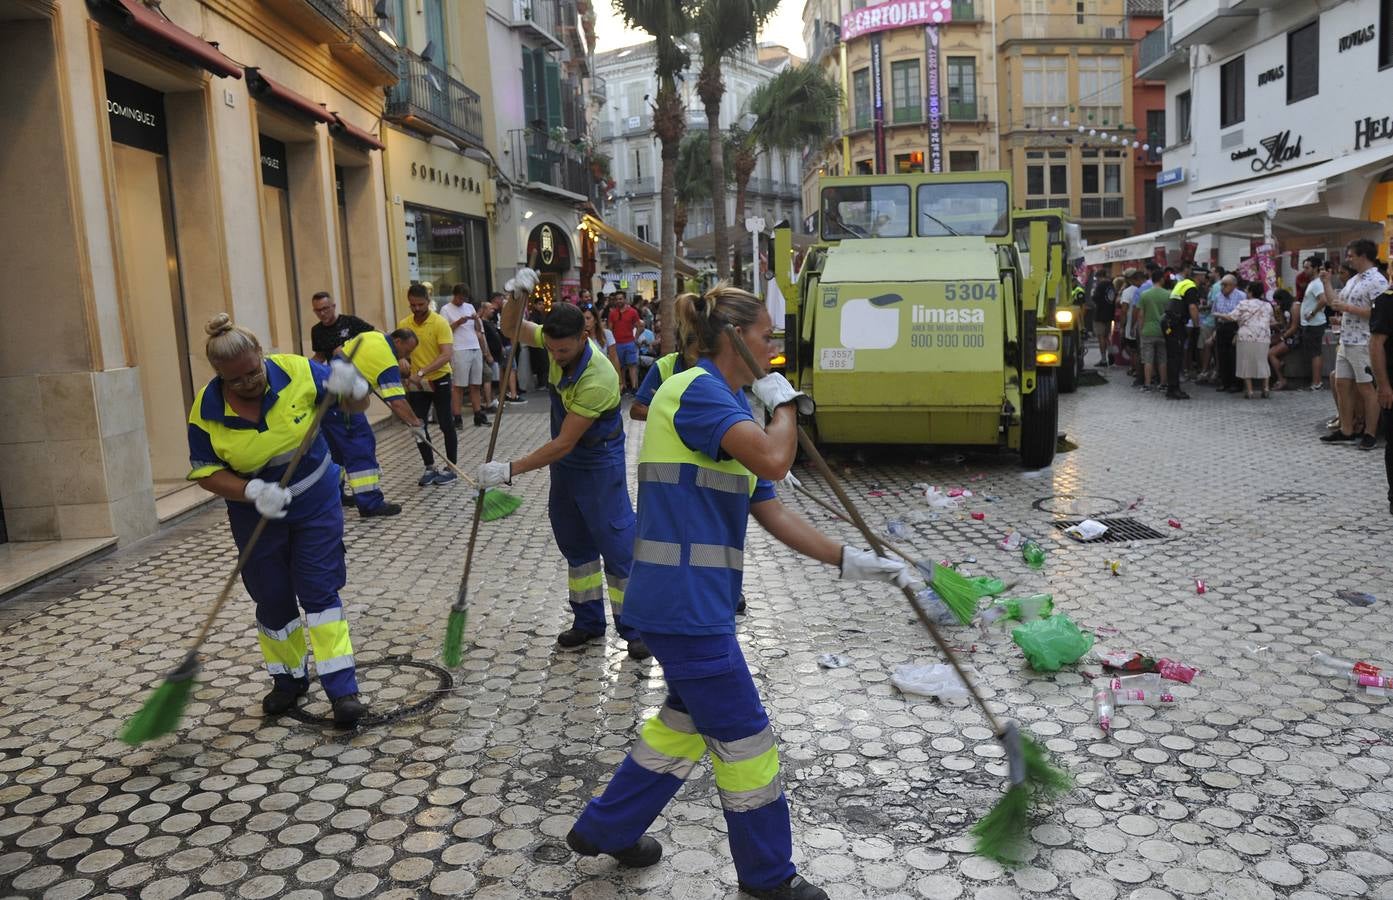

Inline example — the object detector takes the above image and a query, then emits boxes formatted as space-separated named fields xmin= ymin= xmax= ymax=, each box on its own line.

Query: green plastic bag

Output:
xmin=992 ymin=593 xmax=1054 ymax=621
xmin=1012 ymin=614 xmax=1094 ymax=672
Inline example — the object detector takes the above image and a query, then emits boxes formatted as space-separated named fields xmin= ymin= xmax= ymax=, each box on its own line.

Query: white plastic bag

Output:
xmin=890 ymin=663 xmax=975 ymax=699
xmin=1063 ymin=518 xmax=1108 ymax=541
xmin=913 ymin=483 xmax=961 ymax=509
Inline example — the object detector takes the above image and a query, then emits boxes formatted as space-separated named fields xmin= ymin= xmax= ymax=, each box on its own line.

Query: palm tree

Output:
xmin=674 ymin=130 xmax=732 ymax=266
xmin=729 ymin=63 xmax=841 ymax=286
xmin=613 ymin=0 xmax=690 ymax=351
xmin=692 ymin=0 xmax=779 ymax=280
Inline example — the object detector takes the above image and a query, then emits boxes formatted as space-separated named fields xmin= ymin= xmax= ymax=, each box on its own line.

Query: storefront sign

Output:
xmin=259 ymin=134 xmax=288 ymax=190
xmin=1257 ymin=65 xmax=1284 ymax=86
xmin=104 ymin=71 xmax=166 ymax=154
xmin=526 ymin=222 xmax=572 ymax=273
xmin=1338 ymin=25 xmax=1375 ymax=52
xmin=841 ymin=0 xmax=952 ymax=40
xmin=1156 ymin=167 xmax=1185 ymax=187
xmin=925 ymin=27 xmax=943 ymax=173
xmin=1251 ymin=130 xmax=1302 ymax=172
xmin=871 ymin=35 xmax=886 ymax=174
xmin=1355 ymin=113 xmax=1393 ymax=150
xmin=409 ymin=162 xmax=482 ymax=194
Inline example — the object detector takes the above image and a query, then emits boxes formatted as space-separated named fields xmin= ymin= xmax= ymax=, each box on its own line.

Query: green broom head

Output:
xmin=442 ymin=605 xmax=468 ymax=668
xmin=930 ymin=562 xmax=993 ymax=624
xmin=481 ymin=489 xmax=522 ymax=522
xmin=971 ymin=723 xmax=1072 ymax=864
xmin=120 ymin=652 xmax=199 ymax=746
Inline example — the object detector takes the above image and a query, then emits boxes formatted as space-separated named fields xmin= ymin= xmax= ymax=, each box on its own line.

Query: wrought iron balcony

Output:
xmin=508 ymin=128 xmax=596 ymax=199
xmin=511 ymin=0 xmax=564 ymax=51
xmin=1080 ymin=196 xmax=1126 ymax=219
xmin=386 ymin=51 xmax=484 ymax=148
xmin=334 ymin=0 xmax=401 ymax=85
xmin=998 ymin=14 xmax=1128 ymax=43
xmin=261 ymin=0 xmax=350 ymax=44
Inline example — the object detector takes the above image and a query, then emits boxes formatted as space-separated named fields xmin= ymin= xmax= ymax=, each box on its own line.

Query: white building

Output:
xmin=1089 ymin=0 xmax=1393 ymax=268
xmin=593 ymin=40 xmax=805 ymax=271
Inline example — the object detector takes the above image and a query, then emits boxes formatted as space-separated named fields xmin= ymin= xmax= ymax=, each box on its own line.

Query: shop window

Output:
xmin=947 ymin=58 xmax=977 ymax=120
xmin=407 ymin=207 xmax=491 ymax=306
xmin=1024 ymin=149 xmax=1068 ymax=211
xmin=1220 ymin=55 xmax=1244 ymax=128
xmin=895 ymin=151 xmax=925 ymax=174
xmin=1080 ymin=148 xmax=1124 ymax=219
xmin=1175 ymin=90 xmax=1192 ymax=143
xmin=853 ymin=68 xmax=871 ymax=129
xmin=949 ymin=150 xmax=979 ymax=172
xmin=1287 ymin=20 xmax=1318 ymax=104
xmin=891 ymin=60 xmax=921 ymax=124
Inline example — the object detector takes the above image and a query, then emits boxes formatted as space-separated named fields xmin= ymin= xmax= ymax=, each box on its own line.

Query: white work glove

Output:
xmin=476 ymin=460 xmax=512 ymax=488
xmin=326 ymin=359 xmax=369 ymax=401
xmin=751 ymin=372 xmax=814 ymax=416
xmin=244 ymin=478 xmax=292 ymax=520
xmin=840 ymin=546 xmax=919 ymax=590
xmin=513 ymin=267 xmax=539 ymax=294
xmin=779 ymin=470 xmax=802 ymax=492
xmin=408 ymin=424 xmax=428 ymax=446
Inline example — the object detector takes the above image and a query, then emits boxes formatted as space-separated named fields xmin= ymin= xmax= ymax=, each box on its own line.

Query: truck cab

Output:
xmin=1010 ymin=209 xmax=1086 ymax=392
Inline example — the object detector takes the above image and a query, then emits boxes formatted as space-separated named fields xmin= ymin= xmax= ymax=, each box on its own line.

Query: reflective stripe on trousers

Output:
xmin=568 ymin=560 xmax=604 ymax=604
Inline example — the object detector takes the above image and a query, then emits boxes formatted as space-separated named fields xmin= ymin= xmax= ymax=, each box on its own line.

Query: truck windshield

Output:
xmin=821 ymin=185 xmax=911 ymax=240
xmin=916 ymin=181 xmax=1010 ymax=237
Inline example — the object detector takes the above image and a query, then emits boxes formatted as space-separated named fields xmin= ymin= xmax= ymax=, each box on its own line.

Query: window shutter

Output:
xmin=523 ymin=49 xmax=539 ymax=126
xmin=545 ymin=58 xmax=563 ymax=129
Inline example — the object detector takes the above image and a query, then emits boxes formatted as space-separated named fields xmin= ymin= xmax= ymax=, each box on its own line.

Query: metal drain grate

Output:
xmin=1050 ymin=517 xmax=1169 ymax=542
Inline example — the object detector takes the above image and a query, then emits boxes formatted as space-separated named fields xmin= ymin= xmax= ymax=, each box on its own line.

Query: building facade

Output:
xmin=1129 ymin=0 xmax=1165 ymax=234
xmin=593 ymin=39 xmax=804 ymax=275
xmin=1 ymin=0 xmax=396 ymax=557
xmin=1098 ymin=0 xmax=1393 ymax=268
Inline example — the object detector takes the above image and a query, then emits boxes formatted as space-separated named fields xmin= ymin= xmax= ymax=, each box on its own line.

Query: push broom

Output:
xmin=121 ymin=344 xmax=362 ymax=745
xmin=724 ymin=326 xmax=1070 ymax=863
xmin=441 ymin=272 xmax=533 ymax=666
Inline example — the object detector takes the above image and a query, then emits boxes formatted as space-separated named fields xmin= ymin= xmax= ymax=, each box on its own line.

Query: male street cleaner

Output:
xmin=476 ymin=270 xmax=648 ymax=660
xmin=324 ymin=330 xmax=432 ymax=518
xmin=1164 ymin=264 xmax=1204 ymax=400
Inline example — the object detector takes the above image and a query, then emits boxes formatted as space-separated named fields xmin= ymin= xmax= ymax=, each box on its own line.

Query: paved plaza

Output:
xmin=0 ymin=367 xmax=1390 ymax=900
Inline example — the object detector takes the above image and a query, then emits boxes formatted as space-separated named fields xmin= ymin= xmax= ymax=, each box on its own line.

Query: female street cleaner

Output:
xmin=475 ymin=271 xmax=647 ymax=659
xmin=187 ymin=314 xmax=372 ymax=726
xmin=563 ymin=286 xmax=920 ymax=900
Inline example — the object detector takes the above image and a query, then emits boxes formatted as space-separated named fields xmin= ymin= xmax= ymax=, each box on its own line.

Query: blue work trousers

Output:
xmin=226 ymin=469 xmax=358 ymax=699
xmin=547 ymin=461 xmax=636 ymax=640
xmin=321 ymin=410 xmax=386 ymax=513
xmin=572 ymin=632 xmax=795 ymax=890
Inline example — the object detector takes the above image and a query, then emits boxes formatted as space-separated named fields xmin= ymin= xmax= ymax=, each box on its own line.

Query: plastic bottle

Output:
xmin=993 ymin=594 xmax=1054 ymax=621
xmin=1022 ymin=540 xmax=1046 ymax=569
xmin=1310 ymin=652 xmax=1371 ymax=675
xmin=1157 ymin=658 xmax=1199 ymax=684
xmin=1094 ymin=686 xmax=1116 ymax=733
xmin=1111 ymin=673 xmax=1161 ymax=692
xmin=1193 ymin=578 xmax=1208 ymax=595
xmin=1108 ymin=674 xmax=1175 ymax=705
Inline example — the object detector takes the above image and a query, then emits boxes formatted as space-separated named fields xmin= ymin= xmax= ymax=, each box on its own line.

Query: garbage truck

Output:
xmin=770 ymin=171 xmax=1061 ymax=468
xmin=1010 ymin=208 xmax=1086 ymax=392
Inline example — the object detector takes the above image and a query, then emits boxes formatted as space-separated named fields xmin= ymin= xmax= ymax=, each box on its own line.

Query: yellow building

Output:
xmin=0 ymin=0 xmax=395 ymax=576
xmin=997 ymin=0 xmax=1136 ymax=243
xmin=801 ymin=0 xmax=1001 ymax=213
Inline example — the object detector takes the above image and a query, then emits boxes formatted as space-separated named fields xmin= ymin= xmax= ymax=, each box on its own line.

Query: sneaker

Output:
xmin=565 ymin=828 xmax=663 ymax=868
xmin=739 ymin=875 xmax=829 ymax=900
xmin=360 ymin=502 xmax=402 ymax=518
xmin=1359 ymin=434 xmax=1378 ymax=451
xmin=1165 ymin=390 xmax=1191 ymax=400
xmin=1320 ymin=431 xmax=1356 ymax=443
xmin=474 ymin=412 xmax=490 ymax=427
xmin=452 ymin=415 xmax=464 ymax=430
xmin=418 ymin=467 xmax=438 ymax=486
xmin=331 ymin=693 xmax=368 ymax=726
xmin=557 ymin=628 xmax=603 ymax=648
xmin=1140 ymin=384 xmax=1153 ymax=392
xmin=506 ymin=395 xmax=527 ymax=404
xmin=432 ymin=469 xmax=458 ymax=485
xmin=262 ymin=682 xmax=307 ymax=716
xmin=485 ymin=401 xmax=499 ymax=412
xmin=626 ymin=639 xmax=652 ymax=661
xmin=1310 ymin=383 xmax=1325 ymax=391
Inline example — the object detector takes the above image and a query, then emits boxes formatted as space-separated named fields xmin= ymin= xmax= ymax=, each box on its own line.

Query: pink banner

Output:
xmin=842 ymin=0 xmax=952 ymax=40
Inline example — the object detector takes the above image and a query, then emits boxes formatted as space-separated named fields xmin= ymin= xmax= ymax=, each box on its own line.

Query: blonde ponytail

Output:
xmin=204 ymin=313 xmax=262 ymax=366
xmin=673 ymin=282 xmax=763 ymax=366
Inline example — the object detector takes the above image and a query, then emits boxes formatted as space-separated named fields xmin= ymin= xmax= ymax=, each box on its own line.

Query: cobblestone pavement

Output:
xmin=1 ymin=363 xmax=1391 ymax=900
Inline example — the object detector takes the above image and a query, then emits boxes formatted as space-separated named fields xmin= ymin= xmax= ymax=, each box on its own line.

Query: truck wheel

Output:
xmin=1058 ymin=331 xmax=1079 ymax=393
xmin=1020 ymin=372 xmax=1058 ymax=469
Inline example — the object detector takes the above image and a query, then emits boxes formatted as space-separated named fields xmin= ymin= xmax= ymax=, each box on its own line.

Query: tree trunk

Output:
xmin=674 ymin=201 xmax=688 ymax=247
xmin=699 ymin=64 xmax=729 ymax=280
xmin=732 ymin=173 xmax=750 ymax=289
xmin=654 ymin=82 xmax=685 ymax=354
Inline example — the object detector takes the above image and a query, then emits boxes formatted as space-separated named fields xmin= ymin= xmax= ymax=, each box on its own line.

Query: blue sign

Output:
xmin=1157 ymin=167 xmax=1186 ymax=187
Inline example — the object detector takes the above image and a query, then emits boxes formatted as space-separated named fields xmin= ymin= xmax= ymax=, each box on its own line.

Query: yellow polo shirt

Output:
xmin=395 ymin=311 xmax=453 ymax=382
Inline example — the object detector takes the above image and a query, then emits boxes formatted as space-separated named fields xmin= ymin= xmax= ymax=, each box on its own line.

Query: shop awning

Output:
xmin=246 ymin=68 xmax=336 ymax=125
xmin=1166 ymin=201 xmax=1273 ymax=235
xmin=1083 ymin=202 xmax=1273 ymax=265
xmin=91 ymin=0 xmax=242 ymax=79
xmin=583 ymin=214 xmax=697 ymax=276
xmin=330 ymin=114 xmax=384 ymax=151
xmin=1082 ymin=231 xmax=1167 ymax=266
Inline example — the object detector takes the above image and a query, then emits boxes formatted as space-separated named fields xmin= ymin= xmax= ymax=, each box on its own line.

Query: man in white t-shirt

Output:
xmin=1118 ymin=268 xmax=1144 ymax=382
xmin=441 ymin=283 xmax=493 ymax=427
xmin=1320 ymin=240 xmax=1387 ymax=448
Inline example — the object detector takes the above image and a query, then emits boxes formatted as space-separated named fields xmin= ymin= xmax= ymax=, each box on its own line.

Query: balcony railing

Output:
xmin=623 ymin=113 xmax=651 ymax=134
xmin=622 ymin=176 xmax=656 ymax=195
xmin=261 ymin=0 xmax=350 ymax=43
xmin=1017 ymin=106 xmax=1124 ymax=129
xmin=591 ymin=75 xmax=607 ymax=105
xmin=509 ymin=128 xmax=595 ymax=198
xmin=334 ymin=0 xmax=400 ymax=84
xmin=947 ymin=99 xmax=983 ymax=121
xmin=386 ymin=51 xmax=484 ymax=147
xmin=511 ymin=0 xmax=564 ymax=50
xmin=998 ymin=14 xmax=1127 ymax=42
xmin=1080 ymin=196 xmax=1125 ymax=219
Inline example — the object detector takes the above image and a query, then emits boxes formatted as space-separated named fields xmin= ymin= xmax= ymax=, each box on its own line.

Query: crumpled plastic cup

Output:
xmin=1064 ymin=519 xmax=1109 ymax=541
xmin=1012 ymin=614 xmax=1096 ymax=672
xmin=890 ymin=662 xmax=975 ymax=699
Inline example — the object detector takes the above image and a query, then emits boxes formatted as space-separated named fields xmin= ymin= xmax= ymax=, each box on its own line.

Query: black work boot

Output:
xmin=331 ymin=693 xmax=368 ymax=726
xmin=566 ymin=827 xmax=663 ymax=868
xmin=739 ymin=875 xmax=829 ymax=900
xmin=262 ymin=682 xmax=308 ymax=716
xmin=360 ymin=502 xmax=402 ymax=518
xmin=557 ymin=628 xmax=603 ymax=648
xmin=626 ymin=639 xmax=651 ymax=661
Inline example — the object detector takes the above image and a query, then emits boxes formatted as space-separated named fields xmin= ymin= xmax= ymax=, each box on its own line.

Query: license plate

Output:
xmin=820 ymin=348 xmax=855 ymax=370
